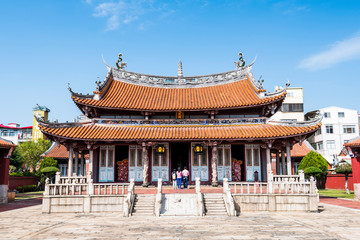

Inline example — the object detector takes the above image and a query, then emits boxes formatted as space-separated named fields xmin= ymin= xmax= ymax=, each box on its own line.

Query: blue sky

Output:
xmin=1 ymin=0 xmax=360 ymax=126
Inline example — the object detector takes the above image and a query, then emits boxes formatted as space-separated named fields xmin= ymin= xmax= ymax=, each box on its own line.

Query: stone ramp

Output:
xmin=160 ymin=194 xmax=198 ymax=216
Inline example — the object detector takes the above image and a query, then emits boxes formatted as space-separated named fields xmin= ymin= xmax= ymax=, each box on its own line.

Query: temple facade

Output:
xmin=37 ymin=54 xmax=321 ymax=186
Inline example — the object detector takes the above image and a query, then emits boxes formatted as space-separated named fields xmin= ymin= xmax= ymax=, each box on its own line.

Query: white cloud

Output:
xmin=90 ymin=0 xmax=171 ymax=31
xmin=298 ymin=34 xmax=360 ymax=71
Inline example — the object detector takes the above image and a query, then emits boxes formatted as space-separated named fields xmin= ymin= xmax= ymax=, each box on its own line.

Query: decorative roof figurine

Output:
xmin=116 ymin=53 xmax=127 ymax=69
xmin=235 ymin=52 xmax=245 ymax=68
xmin=178 ymin=60 xmax=183 ymax=78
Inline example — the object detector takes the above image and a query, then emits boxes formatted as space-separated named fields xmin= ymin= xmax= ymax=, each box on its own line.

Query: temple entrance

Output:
xmin=170 ymin=142 xmax=189 ymax=172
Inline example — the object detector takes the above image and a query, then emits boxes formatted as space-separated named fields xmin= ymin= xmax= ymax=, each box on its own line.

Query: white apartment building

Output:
xmin=306 ymin=106 xmax=359 ymax=164
xmin=271 ymin=87 xmax=304 ymax=122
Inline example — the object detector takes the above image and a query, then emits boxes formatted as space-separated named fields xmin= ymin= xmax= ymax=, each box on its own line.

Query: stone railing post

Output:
xmin=267 ymin=170 xmax=273 ymax=194
xmin=310 ymin=176 xmax=317 ymax=194
xmin=87 ymin=171 xmax=94 ymax=195
xmin=157 ymin=178 xmax=162 ymax=194
xmin=223 ymin=178 xmax=229 ymax=192
xmin=44 ymin=178 xmax=50 ymax=196
xmin=42 ymin=178 xmax=51 ymax=213
xmin=155 ymin=178 xmax=163 ymax=217
xmin=55 ymin=172 xmax=61 ymax=184
xmin=195 ymin=177 xmax=204 ymax=216
xmin=195 ymin=177 xmax=201 ymax=193
xmin=299 ymin=170 xmax=305 ymax=182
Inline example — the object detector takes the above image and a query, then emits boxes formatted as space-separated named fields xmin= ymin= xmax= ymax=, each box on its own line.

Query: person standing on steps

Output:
xmin=182 ymin=167 xmax=190 ymax=189
xmin=172 ymin=169 xmax=177 ymax=189
xmin=176 ymin=168 xmax=182 ymax=190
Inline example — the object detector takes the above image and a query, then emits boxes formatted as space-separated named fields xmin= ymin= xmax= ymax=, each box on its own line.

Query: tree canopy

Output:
xmin=298 ymin=151 xmax=328 ymax=178
xmin=334 ymin=162 xmax=352 ymax=175
xmin=16 ymin=139 xmax=51 ymax=171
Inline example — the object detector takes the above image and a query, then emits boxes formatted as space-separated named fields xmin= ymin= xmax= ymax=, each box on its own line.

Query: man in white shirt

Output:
xmin=182 ymin=167 xmax=190 ymax=189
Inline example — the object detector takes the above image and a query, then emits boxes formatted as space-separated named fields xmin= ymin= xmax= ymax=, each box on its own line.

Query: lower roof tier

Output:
xmin=39 ymin=123 xmax=320 ymax=141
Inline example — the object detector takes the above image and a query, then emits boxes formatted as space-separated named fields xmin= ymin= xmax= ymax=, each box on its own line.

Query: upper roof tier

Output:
xmin=70 ymin=59 xmax=287 ymax=112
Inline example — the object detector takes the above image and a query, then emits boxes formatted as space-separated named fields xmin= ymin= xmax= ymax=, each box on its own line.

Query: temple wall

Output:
xmin=42 ymin=195 xmax=126 ymax=213
xmin=233 ymin=194 xmax=318 ymax=212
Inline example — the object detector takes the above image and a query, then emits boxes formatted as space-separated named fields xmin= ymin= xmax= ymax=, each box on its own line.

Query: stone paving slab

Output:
xmin=0 ymin=203 xmax=360 ymax=239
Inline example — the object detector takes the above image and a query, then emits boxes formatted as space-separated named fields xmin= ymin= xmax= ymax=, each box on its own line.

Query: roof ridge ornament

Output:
xmin=95 ymin=77 xmax=101 ymax=91
xmin=235 ymin=52 xmax=245 ymax=68
xmin=116 ymin=53 xmax=127 ymax=69
xmin=178 ymin=60 xmax=183 ymax=77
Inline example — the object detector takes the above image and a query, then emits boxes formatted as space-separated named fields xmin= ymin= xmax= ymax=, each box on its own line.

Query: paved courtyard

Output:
xmin=0 ymin=200 xmax=360 ymax=240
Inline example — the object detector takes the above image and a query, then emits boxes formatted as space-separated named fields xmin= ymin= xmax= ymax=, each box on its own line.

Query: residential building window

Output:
xmin=311 ymin=143 xmax=317 ymax=150
xmin=326 ymin=125 xmax=333 ymax=134
xmin=343 ymin=125 xmax=355 ymax=134
xmin=324 ymin=112 xmax=331 ymax=118
xmin=338 ymin=112 xmax=345 ymax=118
xmin=344 ymin=140 xmax=350 ymax=144
xmin=317 ymin=141 xmax=323 ymax=150
xmin=281 ymin=103 xmax=303 ymax=112
xmin=9 ymin=131 xmax=15 ymax=136
xmin=326 ymin=140 xmax=336 ymax=149
xmin=315 ymin=128 xmax=322 ymax=136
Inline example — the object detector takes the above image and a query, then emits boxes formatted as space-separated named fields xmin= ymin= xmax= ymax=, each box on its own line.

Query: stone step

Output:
xmin=134 ymin=206 xmax=154 ymax=210
xmin=205 ymin=200 xmax=224 ymax=203
xmin=206 ymin=204 xmax=226 ymax=207
xmin=132 ymin=210 xmax=154 ymax=214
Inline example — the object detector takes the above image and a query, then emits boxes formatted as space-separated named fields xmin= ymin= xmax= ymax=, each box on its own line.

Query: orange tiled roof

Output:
xmin=39 ymin=123 xmax=320 ymax=141
xmin=344 ymin=137 xmax=360 ymax=148
xmin=291 ymin=142 xmax=312 ymax=158
xmin=72 ymin=76 xmax=286 ymax=111
xmin=0 ymin=139 xmax=16 ymax=148
xmin=43 ymin=144 xmax=89 ymax=159
xmin=44 ymin=144 xmax=71 ymax=159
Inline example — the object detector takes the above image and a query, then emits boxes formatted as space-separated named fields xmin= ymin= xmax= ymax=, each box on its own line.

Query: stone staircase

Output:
xmin=203 ymin=193 xmax=228 ymax=216
xmin=131 ymin=194 xmax=155 ymax=216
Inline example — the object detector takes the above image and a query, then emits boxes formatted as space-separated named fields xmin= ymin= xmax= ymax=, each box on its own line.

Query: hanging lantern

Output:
xmin=156 ymin=145 xmax=165 ymax=154
xmin=193 ymin=144 xmax=203 ymax=154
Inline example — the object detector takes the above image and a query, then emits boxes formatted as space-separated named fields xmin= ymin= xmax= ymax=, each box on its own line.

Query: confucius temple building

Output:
xmin=39 ymin=54 xmax=322 ymax=214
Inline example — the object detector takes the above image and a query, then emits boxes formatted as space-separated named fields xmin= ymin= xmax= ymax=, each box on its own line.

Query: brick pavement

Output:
xmin=320 ymin=196 xmax=360 ymax=210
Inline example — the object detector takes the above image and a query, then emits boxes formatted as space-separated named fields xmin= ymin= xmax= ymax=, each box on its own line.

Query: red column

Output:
xmin=351 ymin=156 xmax=360 ymax=184
xmin=0 ymin=156 xmax=10 ymax=186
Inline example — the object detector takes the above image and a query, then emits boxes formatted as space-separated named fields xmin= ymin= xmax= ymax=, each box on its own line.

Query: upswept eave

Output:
xmin=37 ymin=115 xmax=321 ymax=143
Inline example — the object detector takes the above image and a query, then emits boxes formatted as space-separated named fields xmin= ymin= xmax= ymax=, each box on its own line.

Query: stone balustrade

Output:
xmin=154 ymin=179 xmax=162 ymax=217
xmin=223 ymin=178 xmax=236 ymax=216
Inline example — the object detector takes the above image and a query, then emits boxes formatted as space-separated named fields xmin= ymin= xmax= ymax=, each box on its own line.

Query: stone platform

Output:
xmin=0 ymin=202 xmax=360 ymax=239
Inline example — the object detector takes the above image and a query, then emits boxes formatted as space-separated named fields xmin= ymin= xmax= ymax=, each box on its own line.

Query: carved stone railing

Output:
xmin=195 ymin=177 xmax=205 ymax=216
xmin=93 ymin=117 xmax=267 ymax=126
xmin=229 ymin=176 xmax=317 ymax=196
xmin=45 ymin=180 xmax=88 ymax=196
xmin=272 ymin=170 xmax=305 ymax=183
xmin=154 ymin=178 xmax=162 ymax=217
xmin=223 ymin=178 xmax=236 ymax=216
xmin=230 ymin=182 xmax=268 ymax=194
xmin=92 ymin=183 xmax=129 ymax=195
xmin=56 ymin=172 xmax=87 ymax=184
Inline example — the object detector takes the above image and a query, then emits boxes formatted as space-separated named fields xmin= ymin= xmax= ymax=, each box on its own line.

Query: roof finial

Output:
xmin=116 ymin=53 xmax=127 ymax=69
xmin=178 ymin=60 xmax=183 ymax=77
xmin=235 ymin=52 xmax=245 ymax=68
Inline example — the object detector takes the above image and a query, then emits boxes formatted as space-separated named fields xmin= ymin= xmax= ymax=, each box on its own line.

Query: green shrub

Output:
xmin=16 ymin=185 xmax=37 ymax=193
xmin=304 ymin=166 xmax=322 ymax=178
xmin=10 ymin=172 xmax=23 ymax=177
xmin=298 ymin=151 xmax=328 ymax=179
